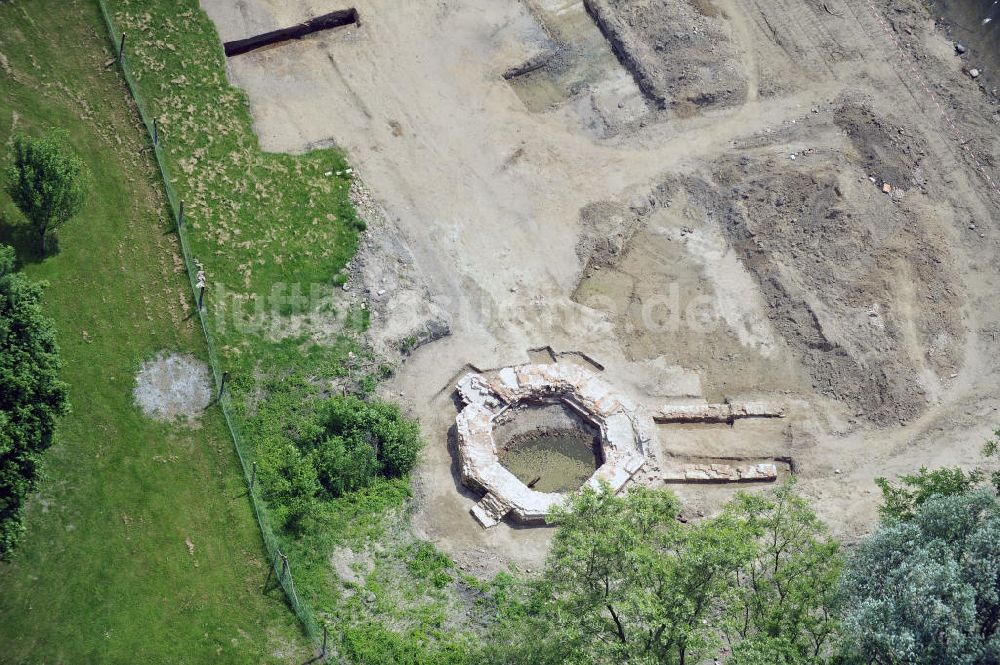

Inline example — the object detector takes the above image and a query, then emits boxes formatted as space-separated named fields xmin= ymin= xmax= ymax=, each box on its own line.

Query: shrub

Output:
xmin=309 ymin=395 xmax=421 ymax=492
xmin=255 ymin=438 xmax=318 ymax=534
xmin=257 ymin=395 xmax=422 ymax=531
xmin=875 ymin=466 xmax=983 ymax=522
xmin=312 ymin=434 xmax=379 ymax=497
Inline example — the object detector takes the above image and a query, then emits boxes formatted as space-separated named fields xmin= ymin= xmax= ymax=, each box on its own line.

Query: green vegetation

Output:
xmin=0 ymin=244 xmax=69 ymax=555
xmin=5 ymin=1 xmax=996 ymax=664
xmin=108 ymin=0 xmax=362 ymax=296
xmin=723 ymin=485 xmax=843 ymax=661
xmin=486 ymin=481 xmax=843 ymax=665
xmin=257 ymin=395 xmax=422 ymax=532
xmin=875 ymin=466 xmax=984 ymax=522
xmin=99 ymin=0 xmax=434 ymax=650
xmin=837 ymin=437 xmax=1000 ymax=663
xmin=6 ymin=132 xmax=89 ymax=254
xmin=840 ymin=490 xmax=1000 ymax=663
xmin=875 ymin=433 xmax=1000 ymax=522
xmin=0 ymin=1 xmax=307 ymax=661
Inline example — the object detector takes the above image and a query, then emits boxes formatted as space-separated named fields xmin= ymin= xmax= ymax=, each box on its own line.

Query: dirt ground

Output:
xmin=134 ymin=352 xmax=213 ymax=424
xmin=201 ymin=0 xmax=1000 ymax=574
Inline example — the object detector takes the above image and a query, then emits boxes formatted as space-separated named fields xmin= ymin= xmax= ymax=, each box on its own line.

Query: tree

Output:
xmin=875 ymin=433 xmax=1000 ymax=523
xmin=490 ymin=484 xmax=756 ymax=665
xmin=874 ymin=466 xmax=983 ymax=522
xmin=839 ymin=490 xmax=1000 ymax=664
xmin=6 ymin=132 xmax=89 ymax=255
xmin=981 ymin=432 xmax=1000 ymax=496
xmin=0 ymin=245 xmax=69 ymax=555
xmin=724 ymin=482 xmax=843 ymax=662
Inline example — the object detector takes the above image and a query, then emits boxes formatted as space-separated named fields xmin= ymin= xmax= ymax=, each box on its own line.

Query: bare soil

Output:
xmin=134 ymin=352 xmax=213 ymax=424
xmin=202 ymin=0 xmax=1000 ymax=575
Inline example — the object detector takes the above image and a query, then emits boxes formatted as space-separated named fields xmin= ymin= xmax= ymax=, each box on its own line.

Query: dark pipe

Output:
xmin=224 ymin=9 xmax=359 ymax=57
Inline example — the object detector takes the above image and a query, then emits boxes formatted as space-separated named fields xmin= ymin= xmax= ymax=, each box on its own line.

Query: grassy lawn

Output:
xmin=86 ymin=0 xmax=487 ymax=659
xmin=100 ymin=0 xmax=391 ymax=632
xmin=0 ymin=1 xmax=310 ymax=662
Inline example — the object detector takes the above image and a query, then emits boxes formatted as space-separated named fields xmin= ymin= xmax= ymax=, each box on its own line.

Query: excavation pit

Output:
xmin=494 ymin=403 xmax=603 ymax=493
xmin=455 ymin=363 xmax=649 ymax=528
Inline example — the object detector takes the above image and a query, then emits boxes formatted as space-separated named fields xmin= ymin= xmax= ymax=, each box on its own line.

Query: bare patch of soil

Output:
xmin=585 ymin=0 xmax=748 ymax=111
xmin=134 ymin=352 xmax=213 ymax=424
xmin=202 ymin=0 xmax=1000 ymax=563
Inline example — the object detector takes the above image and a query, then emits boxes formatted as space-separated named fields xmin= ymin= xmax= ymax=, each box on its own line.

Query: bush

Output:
xmin=875 ymin=466 xmax=983 ymax=522
xmin=308 ymin=395 xmax=421 ymax=493
xmin=256 ymin=395 xmax=422 ymax=531
xmin=255 ymin=437 xmax=318 ymax=534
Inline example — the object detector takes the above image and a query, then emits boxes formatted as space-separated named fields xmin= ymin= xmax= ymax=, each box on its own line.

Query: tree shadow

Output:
xmin=0 ymin=211 xmax=46 ymax=264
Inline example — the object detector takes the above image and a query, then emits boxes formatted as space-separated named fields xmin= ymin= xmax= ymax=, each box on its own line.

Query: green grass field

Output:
xmin=0 ymin=1 xmax=310 ymax=662
xmin=0 ymin=0 xmax=484 ymax=660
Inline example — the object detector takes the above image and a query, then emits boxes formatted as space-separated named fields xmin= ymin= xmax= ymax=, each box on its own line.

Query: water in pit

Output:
xmin=499 ymin=429 xmax=601 ymax=493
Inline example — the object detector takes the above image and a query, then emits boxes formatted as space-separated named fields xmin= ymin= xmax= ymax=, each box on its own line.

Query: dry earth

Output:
xmin=201 ymin=0 xmax=1000 ymax=574
xmin=134 ymin=352 xmax=213 ymax=424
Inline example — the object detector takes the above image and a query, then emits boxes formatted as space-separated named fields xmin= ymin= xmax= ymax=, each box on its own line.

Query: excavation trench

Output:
xmin=223 ymin=9 xmax=359 ymax=57
xmin=581 ymin=0 xmax=666 ymax=108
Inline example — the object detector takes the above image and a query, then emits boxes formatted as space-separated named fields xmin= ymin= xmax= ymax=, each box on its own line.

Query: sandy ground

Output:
xmin=201 ymin=0 xmax=1000 ymax=574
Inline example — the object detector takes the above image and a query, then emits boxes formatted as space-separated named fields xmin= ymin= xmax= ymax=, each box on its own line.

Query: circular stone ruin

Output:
xmin=455 ymin=363 xmax=650 ymax=528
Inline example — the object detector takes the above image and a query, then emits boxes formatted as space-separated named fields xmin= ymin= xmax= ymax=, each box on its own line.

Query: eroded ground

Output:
xmin=201 ymin=0 xmax=1000 ymax=574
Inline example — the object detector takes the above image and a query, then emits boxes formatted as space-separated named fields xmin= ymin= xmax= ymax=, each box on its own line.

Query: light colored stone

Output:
xmin=455 ymin=363 xmax=646 ymax=527
xmin=732 ymin=400 xmax=786 ymax=418
xmin=498 ymin=367 xmax=519 ymax=392
xmin=655 ymin=400 xmax=784 ymax=423
xmin=661 ymin=461 xmax=778 ymax=483
xmin=603 ymin=412 xmax=636 ymax=453
xmin=471 ymin=492 xmax=512 ymax=528
xmin=456 ymin=373 xmax=501 ymax=411
xmin=740 ymin=463 xmax=778 ymax=481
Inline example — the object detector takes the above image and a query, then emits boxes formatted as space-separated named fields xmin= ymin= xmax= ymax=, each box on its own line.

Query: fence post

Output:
xmin=153 ymin=117 xmax=159 ymax=147
xmin=218 ymin=370 xmax=229 ymax=400
xmin=250 ymin=461 xmax=257 ymax=491
xmin=117 ymin=33 xmax=125 ymax=64
xmin=280 ymin=553 xmax=289 ymax=580
xmin=198 ymin=285 xmax=205 ymax=310
xmin=178 ymin=200 xmax=184 ymax=229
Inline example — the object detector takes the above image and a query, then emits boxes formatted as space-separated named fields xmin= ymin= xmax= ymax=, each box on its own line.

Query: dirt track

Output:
xmin=202 ymin=0 xmax=1000 ymax=573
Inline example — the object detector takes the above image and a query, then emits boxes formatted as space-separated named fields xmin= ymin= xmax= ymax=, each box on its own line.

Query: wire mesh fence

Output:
xmin=94 ymin=0 xmax=322 ymax=648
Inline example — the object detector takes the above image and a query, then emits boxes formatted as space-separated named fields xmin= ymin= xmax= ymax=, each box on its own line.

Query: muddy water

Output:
xmin=934 ymin=0 xmax=1000 ymax=93
xmin=499 ymin=430 xmax=601 ymax=493
xmin=508 ymin=4 xmax=620 ymax=110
